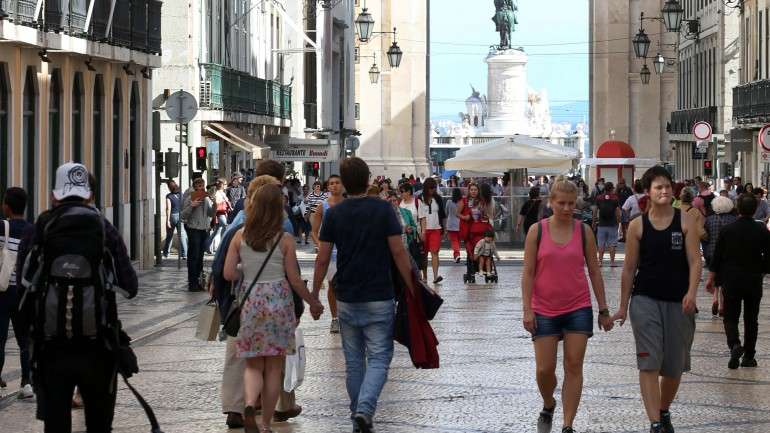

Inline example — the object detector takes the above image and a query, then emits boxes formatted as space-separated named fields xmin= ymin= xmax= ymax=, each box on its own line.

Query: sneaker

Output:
xmin=741 ymin=357 xmax=758 ymax=368
xmin=537 ymin=403 xmax=556 ymax=433
xmin=353 ymin=413 xmax=374 ymax=433
xmin=562 ymin=428 xmax=575 ymax=433
xmin=330 ymin=318 xmax=340 ymax=334
xmin=660 ymin=410 xmax=674 ymax=433
xmin=650 ymin=422 xmax=663 ymax=433
xmin=18 ymin=384 xmax=34 ymax=400
xmin=226 ymin=412 xmax=244 ymax=428
xmin=454 ymin=256 xmax=461 ymax=263
xmin=729 ymin=345 xmax=745 ymax=369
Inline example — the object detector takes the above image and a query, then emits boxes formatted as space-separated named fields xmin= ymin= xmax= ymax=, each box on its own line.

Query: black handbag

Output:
xmin=409 ymin=238 xmax=427 ymax=269
xmin=223 ymin=237 xmax=281 ymax=337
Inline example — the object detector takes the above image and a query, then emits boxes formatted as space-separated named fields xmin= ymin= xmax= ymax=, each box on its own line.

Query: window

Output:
xmin=93 ymin=75 xmax=104 ymax=208
xmin=72 ymin=72 xmax=84 ymax=163
xmin=112 ymin=80 xmax=122 ymax=229
xmin=23 ymin=68 xmax=37 ymax=219
xmin=49 ymin=70 xmax=62 ymax=188
xmin=0 ymin=63 xmax=8 ymax=194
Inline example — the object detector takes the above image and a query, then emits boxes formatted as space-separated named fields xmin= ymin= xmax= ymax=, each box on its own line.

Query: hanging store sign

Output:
xmin=270 ymin=145 xmax=339 ymax=162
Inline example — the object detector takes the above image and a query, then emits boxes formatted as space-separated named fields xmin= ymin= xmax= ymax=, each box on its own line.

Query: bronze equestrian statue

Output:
xmin=492 ymin=0 xmax=518 ymax=50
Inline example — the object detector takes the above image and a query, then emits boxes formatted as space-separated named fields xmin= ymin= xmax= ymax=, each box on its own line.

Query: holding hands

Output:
xmin=309 ymin=297 xmax=324 ymax=320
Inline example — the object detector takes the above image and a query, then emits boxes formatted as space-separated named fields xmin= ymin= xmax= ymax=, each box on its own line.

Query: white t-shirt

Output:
xmin=399 ymin=200 xmax=418 ymax=222
xmin=622 ymin=193 xmax=644 ymax=218
xmin=417 ymin=197 xmax=442 ymax=230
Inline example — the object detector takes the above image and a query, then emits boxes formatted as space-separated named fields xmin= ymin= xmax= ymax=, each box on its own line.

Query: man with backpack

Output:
xmin=693 ymin=182 xmax=716 ymax=217
xmin=0 ymin=187 xmax=34 ymax=399
xmin=593 ymin=182 xmax=621 ymax=267
xmin=16 ymin=163 xmax=138 ymax=432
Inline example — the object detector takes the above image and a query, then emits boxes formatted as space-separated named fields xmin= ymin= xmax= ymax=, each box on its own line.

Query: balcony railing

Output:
xmin=668 ymin=106 xmax=718 ymax=135
xmin=733 ymin=79 xmax=770 ymax=124
xmin=0 ymin=0 xmax=161 ymax=55
xmin=199 ymin=63 xmax=292 ymax=120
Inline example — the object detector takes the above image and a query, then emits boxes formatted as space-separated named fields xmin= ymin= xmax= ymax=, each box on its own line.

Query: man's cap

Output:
xmin=232 ymin=171 xmax=244 ymax=179
xmin=52 ymin=162 xmax=92 ymax=201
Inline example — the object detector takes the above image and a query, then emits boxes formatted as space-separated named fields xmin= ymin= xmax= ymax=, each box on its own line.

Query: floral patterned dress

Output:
xmin=236 ymin=236 xmax=297 ymax=358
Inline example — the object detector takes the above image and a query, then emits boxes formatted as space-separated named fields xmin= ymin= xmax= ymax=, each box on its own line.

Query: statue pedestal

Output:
xmin=484 ymin=49 xmax=529 ymax=136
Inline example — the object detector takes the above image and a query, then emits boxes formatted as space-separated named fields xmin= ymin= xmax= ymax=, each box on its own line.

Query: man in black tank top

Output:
xmin=612 ymin=167 xmax=702 ymax=433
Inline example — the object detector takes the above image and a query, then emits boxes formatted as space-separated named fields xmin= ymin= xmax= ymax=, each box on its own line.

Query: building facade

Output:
xmin=354 ymin=0 xmax=430 ymax=179
xmin=0 ymin=0 xmax=162 ymax=267
xmin=668 ymin=0 xmax=741 ymax=181
xmin=732 ymin=0 xmax=770 ymax=186
xmin=590 ymin=0 xmax=678 ymax=182
xmin=153 ymin=0 xmax=296 ymax=190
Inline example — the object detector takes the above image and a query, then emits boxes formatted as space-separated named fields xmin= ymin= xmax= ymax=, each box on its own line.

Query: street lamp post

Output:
xmin=632 ymin=25 xmax=651 ymax=59
xmin=355 ymin=8 xmax=375 ymax=43
xmin=640 ymin=64 xmax=651 ymax=85
xmin=661 ymin=0 xmax=685 ymax=33
xmin=653 ymin=53 xmax=665 ymax=74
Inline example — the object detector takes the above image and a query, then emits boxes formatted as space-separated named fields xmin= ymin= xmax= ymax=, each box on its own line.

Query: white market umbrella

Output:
xmin=444 ymin=135 xmax=578 ymax=173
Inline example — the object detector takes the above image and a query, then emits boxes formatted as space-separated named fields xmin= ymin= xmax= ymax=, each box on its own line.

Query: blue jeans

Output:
xmin=0 ymin=285 xmax=31 ymax=385
xmin=162 ymin=213 xmax=187 ymax=257
xmin=337 ymin=299 xmax=395 ymax=418
xmin=185 ymin=226 xmax=208 ymax=290
xmin=205 ymin=214 xmax=227 ymax=253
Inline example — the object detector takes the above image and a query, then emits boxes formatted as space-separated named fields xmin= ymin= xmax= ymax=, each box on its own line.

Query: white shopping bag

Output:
xmin=283 ymin=329 xmax=306 ymax=392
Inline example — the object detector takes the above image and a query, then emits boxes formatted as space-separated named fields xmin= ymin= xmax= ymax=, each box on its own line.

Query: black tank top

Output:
xmin=632 ymin=209 xmax=690 ymax=302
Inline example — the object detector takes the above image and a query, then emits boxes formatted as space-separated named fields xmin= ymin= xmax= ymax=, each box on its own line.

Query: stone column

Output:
xmin=484 ymin=49 xmax=529 ymax=135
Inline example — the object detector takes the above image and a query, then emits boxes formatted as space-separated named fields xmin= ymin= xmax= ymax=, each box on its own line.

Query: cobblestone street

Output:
xmin=2 ymin=257 xmax=770 ymax=433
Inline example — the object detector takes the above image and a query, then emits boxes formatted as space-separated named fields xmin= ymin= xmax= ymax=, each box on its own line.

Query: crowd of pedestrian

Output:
xmin=2 ymin=158 xmax=769 ymax=433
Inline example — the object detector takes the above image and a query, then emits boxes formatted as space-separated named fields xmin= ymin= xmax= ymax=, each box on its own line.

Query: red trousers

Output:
xmin=447 ymin=231 xmax=461 ymax=258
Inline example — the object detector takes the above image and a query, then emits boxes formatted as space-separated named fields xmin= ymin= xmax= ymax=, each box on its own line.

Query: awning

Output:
xmin=581 ymin=158 xmax=659 ymax=166
xmin=204 ymin=123 xmax=270 ymax=159
xmin=266 ymin=135 xmax=340 ymax=162
xmin=444 ymin=135 xmax=578 ymax=172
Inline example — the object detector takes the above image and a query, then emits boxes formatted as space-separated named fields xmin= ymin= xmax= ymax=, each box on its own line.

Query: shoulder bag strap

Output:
xmin=236 ymin=236 xmax=281 ymax=311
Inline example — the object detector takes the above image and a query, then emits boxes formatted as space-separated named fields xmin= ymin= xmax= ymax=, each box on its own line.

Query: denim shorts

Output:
xmin=532 ymin=307 xmax=594 ymax=340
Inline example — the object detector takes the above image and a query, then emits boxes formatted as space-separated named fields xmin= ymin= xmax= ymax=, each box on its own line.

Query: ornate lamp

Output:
xmin=386 ymin=29 xmax=403 ymax=68
xmin=653 ymin=53 xmax=665 ymax=74
xmin=355 ymin=8 xmax=375 ymax=43
xmin=661 ymin=0 xmax=685 ymax=33
xmin=640 ymin=64 xmax=651 ymax=85
xmin=368 ymin=61 xmax=380 ymax=84
xmin=633 ymin=27 xmax=651 ymax=59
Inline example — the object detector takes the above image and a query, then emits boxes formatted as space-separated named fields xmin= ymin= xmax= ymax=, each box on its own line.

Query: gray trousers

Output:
xmin=221 ymin=337 xmax=296 ymax=414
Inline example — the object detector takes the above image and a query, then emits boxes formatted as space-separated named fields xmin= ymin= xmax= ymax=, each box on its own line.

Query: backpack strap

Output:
xmin=121 ymin=374 xmax=164 ymax=433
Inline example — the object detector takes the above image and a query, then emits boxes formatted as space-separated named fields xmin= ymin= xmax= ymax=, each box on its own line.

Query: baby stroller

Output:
xmin=484 ymin=258 xmax=499 ymax=284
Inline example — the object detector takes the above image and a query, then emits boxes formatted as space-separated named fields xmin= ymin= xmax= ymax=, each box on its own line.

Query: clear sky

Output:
xmin=428 ymin=0 xmax=589 ymax=120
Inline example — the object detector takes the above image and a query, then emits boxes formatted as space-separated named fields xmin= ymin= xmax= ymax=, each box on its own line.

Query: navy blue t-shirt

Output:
xmin=166 ymin=192 xmax=182 ymax=213
xmin=319 ymin=197 xmax=402 ymax=303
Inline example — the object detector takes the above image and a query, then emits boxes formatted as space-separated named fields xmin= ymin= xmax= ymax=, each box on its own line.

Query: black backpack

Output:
xmin=702 ymin=192 xmax=716 ymax=217
xmin=21 ymin=203 xmax=118 ymax=343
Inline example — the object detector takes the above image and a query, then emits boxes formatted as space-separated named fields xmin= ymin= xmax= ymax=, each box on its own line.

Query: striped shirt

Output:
xmin=305 ymin=191 xmax=328 ymax=217
xmin=0 ymin=218 xmax=32 ymax=286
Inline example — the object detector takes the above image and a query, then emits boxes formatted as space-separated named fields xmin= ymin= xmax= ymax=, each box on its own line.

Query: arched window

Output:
xmin=0 ymin=63 xmax=9 ymax=196
xmin=112 ymin=80 xmax=122 ymax=230
xmin=49 ymin=69 xmax=62 ymax=188
xmin=93 ymin=75 xmax=104 ymax=208
xmin=72 ymin=72 xmax=84 ymax=163
xmin=23 ymin=68 xmax=37 ymax=219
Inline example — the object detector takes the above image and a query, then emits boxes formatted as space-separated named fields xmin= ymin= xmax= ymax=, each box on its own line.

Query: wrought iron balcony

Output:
xmin=0 ymin=0 xmax=162 ymax=55
xmin=199 ymin=63 xmax=292 ymax=120
xmin=668 ymin=106 xmax=718 ymax=135
xmin=733 ymin=79 xmax=770 ymax=124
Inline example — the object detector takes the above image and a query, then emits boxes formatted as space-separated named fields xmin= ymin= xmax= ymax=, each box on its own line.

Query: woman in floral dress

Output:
xmin=224 ymin=184 xmax=323 ymax=433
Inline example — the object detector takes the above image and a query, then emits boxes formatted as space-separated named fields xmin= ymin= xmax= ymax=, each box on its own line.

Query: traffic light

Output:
xmin=703 ymin=160 xmax=713 ymax=177
xmin=195 ymin=147 xmax=207 ymax=171
xmin=312 ymin=162 xmax=320 ymax=177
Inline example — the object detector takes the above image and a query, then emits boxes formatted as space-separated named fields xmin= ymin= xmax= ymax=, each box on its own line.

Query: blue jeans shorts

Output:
xmin=533 ymin=307 xmax=594 ymax=340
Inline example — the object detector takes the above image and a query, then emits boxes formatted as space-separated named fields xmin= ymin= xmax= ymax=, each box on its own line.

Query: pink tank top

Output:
xmin=531 ymin=219 xmax=592 ymax=317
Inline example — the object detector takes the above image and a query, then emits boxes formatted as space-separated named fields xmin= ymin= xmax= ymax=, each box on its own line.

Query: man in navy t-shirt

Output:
xmin=313 ymin=157 xmax=415 ymax=433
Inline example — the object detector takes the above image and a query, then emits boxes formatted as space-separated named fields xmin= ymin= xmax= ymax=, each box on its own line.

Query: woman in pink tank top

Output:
xmin=520 ymin=180 xmax=614 ymax=433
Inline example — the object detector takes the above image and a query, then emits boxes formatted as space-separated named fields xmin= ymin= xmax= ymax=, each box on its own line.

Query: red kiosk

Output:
xmin=594 ymin=140 xmax=636 ymax=184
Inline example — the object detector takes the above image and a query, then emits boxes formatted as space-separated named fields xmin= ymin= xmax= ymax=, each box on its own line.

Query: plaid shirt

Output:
xmin=703 ymin=213 xmax=738 ymax=268
xmin=15 ymin=208 xmax=138 ymax=299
